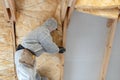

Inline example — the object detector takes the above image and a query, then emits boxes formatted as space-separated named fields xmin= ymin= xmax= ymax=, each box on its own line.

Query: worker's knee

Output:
xmin=20 ymin=49 xmax=36 ymax=68
xmin=15 ymin=49 xmax=36 ymax=68
xmin=15 ymin=50 xmax=24 ymax=65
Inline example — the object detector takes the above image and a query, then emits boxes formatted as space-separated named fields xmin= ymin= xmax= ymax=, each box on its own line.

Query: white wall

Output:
xmin=64 ymin=11 xmax=120 ymax=80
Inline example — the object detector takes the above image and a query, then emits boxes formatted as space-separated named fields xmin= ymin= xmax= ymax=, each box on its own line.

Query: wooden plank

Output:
xmin=61 ymin=0 xmax=68 ymax=22
xmin=100 ymin=19 xmax=118 ymax=80
xmin=11 ymin=21 xmax=17 ymax=80
xmin=62 ymin=13 xmax=69 ymax=47
xmin=68 ymin=0 xmax=74 ymax=7
xmin=0 ymin=13 xmax=16 ymax=80
xmin=118 ymin=13 xmax=120 ymax=22
xmin=62 ymin=0 xmax=77 ymax=47
xmin=2 ymin=0 xmax=10 ymax=21
xmin=2 ymin=0 xmax=16 ymax=22
xmin=67 ymin=0 xmax=77 ymax=23
xmin=8 ymin=0 xmax=16 ymax=21
xmin=107 ymin=19 xmax=116 ymax=28
xmin=11 ymin=21 xmax=16 ymax=52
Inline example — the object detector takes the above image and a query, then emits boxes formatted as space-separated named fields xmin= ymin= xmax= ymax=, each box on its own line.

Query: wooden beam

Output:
xmin=11 ymin=21 xmax=16 ymax=52
xmin=2 ymin=0 xmax=10 ymax=21
xmin=107 ymin=19 xmax=115 ymax=28
xmin=2 ymin=0 xmax=16 ymax=51
xmin=118 ymin=13 xmax=120 ymax=22
xmin=63 ymin=13 xmax=69 ymax=47
xmin=11 ymin=21 xmax=17 ymax=80
xmin=100 ymin=19 xmax=118 ymax=80
xmin=67 ymin=0 xmax=77 ymax=23
xmin=62 ymin=0 xmax=77 ymax=47
xmin=2 ymin=0 xmax=16 ymax=22
xmin=61 ymin=0 xmax=68 ymax=22
xmin=8 ymin=0 xmax=16 ymax=21
xmin=3 ymin=0 xmax=16 ymax=51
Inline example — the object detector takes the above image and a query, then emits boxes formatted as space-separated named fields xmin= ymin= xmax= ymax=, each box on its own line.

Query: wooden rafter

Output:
xmin=100 ymin=19 xmax=118 ymax=80
xmin=2 ymin=0 xmax=17 ymax=51
xmin=2 ymin=0 xmax=10 ymax=21
xmin=2 ymin=0 xmax=17 ymax=79
xmin=2 ymin=0 xmax=16 ymax=22
xmin=67 ymin=0 xmax=77 ymax=24
xmin=8 ymin=0 xmax=16 ymax=21
xmin=11 ymin=21 xmax=17 ymax=52
xmin=63 ymin=14 xmax=69 ymax=47
xmin=11 ymin=21 xmax=17 ymax=79
xmin=61 ymin=0 xmax=68 ymax=22
xmin=62 ymin=0 xmax=77 ymax=47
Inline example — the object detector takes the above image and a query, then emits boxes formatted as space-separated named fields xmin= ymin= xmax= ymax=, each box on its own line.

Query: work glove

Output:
xmin=59 ymin=47 xmax=66 ymax=53
xmin=19 ymin=49 xmax=36 ymax=68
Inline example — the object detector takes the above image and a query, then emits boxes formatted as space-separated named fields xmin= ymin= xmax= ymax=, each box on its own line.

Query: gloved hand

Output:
xmin=59 ymin=47 xmax=66 ymax=53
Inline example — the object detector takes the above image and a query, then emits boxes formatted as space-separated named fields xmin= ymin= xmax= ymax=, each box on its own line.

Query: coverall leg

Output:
xmin=15 ymin=50 xmax=41 ymax=80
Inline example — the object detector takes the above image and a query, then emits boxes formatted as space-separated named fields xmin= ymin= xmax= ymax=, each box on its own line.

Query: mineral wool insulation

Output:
xmin=0 ymin=0 xmax=64 ymax=80
xmin=0 ymin=1 xmax=15 ymax=80
xmin=75 ymin=0 xmax=120 ymax=19
xmin=1 ymin=0 xmax=120 ymax=80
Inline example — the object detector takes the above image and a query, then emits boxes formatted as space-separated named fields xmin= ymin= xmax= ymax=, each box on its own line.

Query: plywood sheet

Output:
xmin=0 ymin=12 xmax=15 ymax=80
xmin=76 ymin=8 xmax=119 ymax=19
xmin=15 ymin=0 xmax=63 ymax=46
xmin=75 ymin=0 xmax=120 ymax=9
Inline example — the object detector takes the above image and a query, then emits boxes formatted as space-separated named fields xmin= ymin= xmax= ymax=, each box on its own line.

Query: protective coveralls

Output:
xmin=15 ymin=18 xmax=60 ymax=80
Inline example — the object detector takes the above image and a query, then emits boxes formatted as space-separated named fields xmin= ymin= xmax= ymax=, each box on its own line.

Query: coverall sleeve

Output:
xmin=40 ymin=34 xmax=59 ymax=53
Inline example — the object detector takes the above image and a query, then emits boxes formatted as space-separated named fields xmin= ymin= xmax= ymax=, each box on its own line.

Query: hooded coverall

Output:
xmin=15 ymin=18 xmax=59 ymax=80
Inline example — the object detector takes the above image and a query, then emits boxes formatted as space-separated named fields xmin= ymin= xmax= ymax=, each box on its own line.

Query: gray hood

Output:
xmin=43 ymin=18 xmax=58 ymax=32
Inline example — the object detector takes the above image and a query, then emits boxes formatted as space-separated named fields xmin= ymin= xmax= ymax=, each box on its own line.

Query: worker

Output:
xmin=15 ymin=18 xmax=65 ymax=80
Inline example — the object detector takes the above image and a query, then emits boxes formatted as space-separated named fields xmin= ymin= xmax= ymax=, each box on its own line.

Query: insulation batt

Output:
xmin=15 ymin=0 xmax=63 ymax=46
xmin=0 ymin=0 xmax=64 ymax=80
xmin=36 ymin=53 xmax=64 ymax=80
xmin=15 ymin=0 xmax=64 ymax=80
xmin=76 ymin=8 xmax=119 ymax=19
xmin=75 ymin=0 xmax=120 ymax=9
xmin=75 ymin=0 xmax=120 ymax=19
xmin=0 ymin=1 xmax=15 ymax=79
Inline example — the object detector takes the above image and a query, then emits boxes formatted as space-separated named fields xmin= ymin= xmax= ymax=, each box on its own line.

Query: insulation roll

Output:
xmin=36 ymin=53 xmax=64 ymax=80
xmin=75 ymin=0 xmax=120 ymax=9
xmin=76 ymin=8 xmax=119 ymax=19
xmin=15 ymin=0 xmax=63 ymax=46
xmin=75 ymin=0 xmax=120 ymax=19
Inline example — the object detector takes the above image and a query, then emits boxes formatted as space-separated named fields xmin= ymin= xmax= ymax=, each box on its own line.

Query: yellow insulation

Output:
xmin=15 ymin=0 xmax=63 ymax=46
xmin=0 ymin=1 xmax=15 ymax=79
xmin=76 ymin=8 xmax=119 ymax=19
xmin=37 ymin=53 xmax=64 ymax=80
xmin=75 ymin=0 xmax=120 ymax=19
xmin=75 ymin=0 xmax=120 ymax=9
xmin=0 ymin=0 xmax=65 ymax=80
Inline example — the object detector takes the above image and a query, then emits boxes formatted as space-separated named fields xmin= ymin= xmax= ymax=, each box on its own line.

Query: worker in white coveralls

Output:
xmin=15 ymin=18 xmax=65 ymax=80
